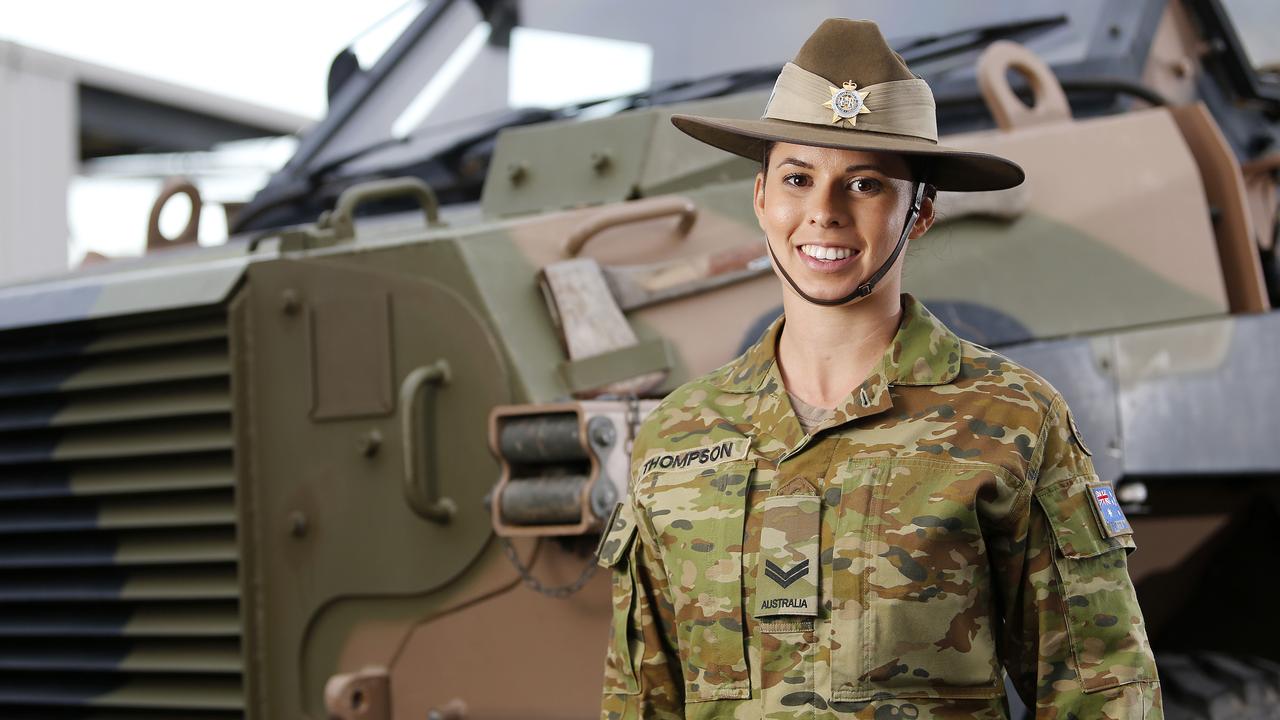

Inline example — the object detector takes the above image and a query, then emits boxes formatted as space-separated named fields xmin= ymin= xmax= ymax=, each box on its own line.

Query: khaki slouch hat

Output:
xmin=671 ymin=18 xmax=1024 ymax=192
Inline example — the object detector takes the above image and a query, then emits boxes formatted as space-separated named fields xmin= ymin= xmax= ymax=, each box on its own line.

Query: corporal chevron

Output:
xmin=764 ymin=559 xmax=809 ymax=588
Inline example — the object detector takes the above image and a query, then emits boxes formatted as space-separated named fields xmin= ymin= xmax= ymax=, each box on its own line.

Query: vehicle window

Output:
xmin=1219 ymin=0 xmax=1280 ymax=80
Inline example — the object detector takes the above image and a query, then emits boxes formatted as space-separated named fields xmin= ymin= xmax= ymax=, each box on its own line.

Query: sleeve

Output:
xmin=990 ymin=394 xmax=1163 ymax=719
xmin=598 ymin=439 xmax=685 ymax=718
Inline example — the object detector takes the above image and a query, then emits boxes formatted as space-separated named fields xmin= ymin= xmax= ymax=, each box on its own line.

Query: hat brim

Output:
xmin=671 ymin=114 xmax=1024 ymax=192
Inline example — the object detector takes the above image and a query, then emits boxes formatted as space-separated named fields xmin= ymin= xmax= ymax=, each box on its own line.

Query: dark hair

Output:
xmin=760 ymin=140 xmax=938 ymax=202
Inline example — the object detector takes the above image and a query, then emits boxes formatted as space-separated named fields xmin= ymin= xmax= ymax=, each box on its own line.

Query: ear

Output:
xmin=752 ymin=171 xmax=767 ymax=229
xmin=908 ymin=194 xmax=935 ymax=240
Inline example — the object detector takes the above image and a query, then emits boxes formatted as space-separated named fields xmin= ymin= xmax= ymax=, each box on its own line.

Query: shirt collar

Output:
xmin=709 ymin=294 xmax=961 ymax=449
xmin=710 ymin=294 xmax=962 ymax=394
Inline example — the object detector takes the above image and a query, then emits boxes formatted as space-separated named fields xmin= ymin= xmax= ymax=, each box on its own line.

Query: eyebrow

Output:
xmin=776 ymin=158 xmax=886 ymax=174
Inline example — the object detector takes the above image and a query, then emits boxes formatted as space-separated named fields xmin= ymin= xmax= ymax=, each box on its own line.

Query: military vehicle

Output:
xmin=1 ymin=1 xmax=1278 ymax=718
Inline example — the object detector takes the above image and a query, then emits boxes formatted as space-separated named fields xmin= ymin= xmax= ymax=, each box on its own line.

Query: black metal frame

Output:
xmin=1185 ymin=0 xmax=1280 ymax=106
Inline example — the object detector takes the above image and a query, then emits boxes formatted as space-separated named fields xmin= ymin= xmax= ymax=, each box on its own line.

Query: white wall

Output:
xmin=0 ymin=43 xmax=73 ymax=285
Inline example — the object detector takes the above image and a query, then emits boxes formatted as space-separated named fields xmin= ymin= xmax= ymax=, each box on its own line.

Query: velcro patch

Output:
xmin=1089 ymin=482 xmax=1132 ymax=538
xmin=754 ymin=491 xmax=820 ymax=618
xmin=640 ymin=438 xmax=750 ymax=475
xmin=1068 ymin=410 xmax=1092 ymax=456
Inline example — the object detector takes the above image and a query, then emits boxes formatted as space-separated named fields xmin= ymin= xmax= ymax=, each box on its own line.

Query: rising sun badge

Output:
xmin=824 ymin=81 xmax=870 ymax=127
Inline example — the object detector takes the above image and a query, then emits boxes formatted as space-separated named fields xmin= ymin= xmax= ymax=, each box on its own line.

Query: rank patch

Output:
xmin=1089 ymin=483 xmax=1132 ymax=538
xmin=764 ymin=559 xmax=809 ymax=589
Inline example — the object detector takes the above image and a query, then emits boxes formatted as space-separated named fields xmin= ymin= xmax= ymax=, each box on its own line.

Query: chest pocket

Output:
xmin=1035 ymin=475 xmax=1156 ymax=693
xmin=637 ymin=458 xmax=752 ymax=702
xmin=829 ymin=457 xmax=1003 ymax=702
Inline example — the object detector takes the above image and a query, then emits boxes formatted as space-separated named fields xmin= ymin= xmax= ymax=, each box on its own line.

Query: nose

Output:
xmin=808 ymin=185 xmax=850 ymax=228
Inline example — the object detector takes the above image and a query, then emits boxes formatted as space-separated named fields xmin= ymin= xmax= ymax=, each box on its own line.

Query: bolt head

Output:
xmin=588 ymin=417 xmax=616 ymax=447
xmin=281 ymin=289 xmax=301 ymax=315
xmin=289 ymin=511 xmax=308 ymax=538
xmin=591 ymin=151 xmax=613 ymax=174
xmin=359 ymin=429 xmax=383 ymax=458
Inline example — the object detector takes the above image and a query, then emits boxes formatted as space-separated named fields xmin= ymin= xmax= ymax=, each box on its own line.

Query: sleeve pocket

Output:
xmin=1035 ymin=476 xmax=1155 ymax=693
xmin=1035 ymin=476 xmax=1135 ymax=558
xmin=597 ymin=502 xmax=641 ymax=695
xmin=596 ymin=501 xmax=638 ymax=568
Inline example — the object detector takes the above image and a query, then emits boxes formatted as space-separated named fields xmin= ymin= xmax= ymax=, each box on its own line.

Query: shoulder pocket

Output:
xmin=1035 ymin=477 xmax=1134 ymax=558
xmin=596 ymin=501 xmax=638 ymax=568
xmin=1035 ymin=476 xmax=1154 ymax=693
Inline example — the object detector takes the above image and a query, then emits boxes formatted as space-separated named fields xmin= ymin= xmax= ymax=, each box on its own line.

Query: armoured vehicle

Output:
xmin=1 ymin=1 xmax=1278 ymax=718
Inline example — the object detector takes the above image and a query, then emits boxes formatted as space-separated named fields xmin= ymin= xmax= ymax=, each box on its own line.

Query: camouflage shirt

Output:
xmin=598 ymin=295 xmax=1161 ymax=719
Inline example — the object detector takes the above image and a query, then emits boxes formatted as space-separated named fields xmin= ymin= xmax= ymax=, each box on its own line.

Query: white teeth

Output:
xmin=801 ymin=245 xmax=853 ymax=261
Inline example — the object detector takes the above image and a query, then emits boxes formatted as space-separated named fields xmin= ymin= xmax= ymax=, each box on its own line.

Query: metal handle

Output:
xmin=562 ymin=196 xmax=697 ymax=257
xmin=327 ymin=177 xmax=441 ymax=240
xmin=400 ymin=359 xmax=455 ymax=523
xmin=976 ymin=40 xmax=1071 ymax=131
xmin=147 ymin=176 xmax=202 ymax=251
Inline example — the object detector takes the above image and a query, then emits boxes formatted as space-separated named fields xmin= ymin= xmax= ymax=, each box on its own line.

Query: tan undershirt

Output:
xmin=786 ymin=390 xmax=836 ymax=435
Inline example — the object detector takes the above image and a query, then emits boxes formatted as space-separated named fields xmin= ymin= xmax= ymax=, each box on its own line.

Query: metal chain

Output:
xmin=500 ymin=536 xmax=599 ymax=599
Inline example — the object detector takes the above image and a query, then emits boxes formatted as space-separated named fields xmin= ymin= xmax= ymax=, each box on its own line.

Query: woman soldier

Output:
xmin=595 ymin=18 xmax=1161 ymax=720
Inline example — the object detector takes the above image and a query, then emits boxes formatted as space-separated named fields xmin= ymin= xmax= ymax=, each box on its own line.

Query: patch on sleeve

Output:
xmin=1089 ymin=482 xmax=1131 ymax=538
xmin=1067 ymin=410 xmax=1092 ymax=456
xmin=639 ymin=437 xmax=750 ymax=475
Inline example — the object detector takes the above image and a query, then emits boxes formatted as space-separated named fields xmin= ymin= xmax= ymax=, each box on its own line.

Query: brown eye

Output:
xmin=849 ymin=177 xmax=882 ymax=194
xmin=783 ymin=173 xmax=811 ymax=188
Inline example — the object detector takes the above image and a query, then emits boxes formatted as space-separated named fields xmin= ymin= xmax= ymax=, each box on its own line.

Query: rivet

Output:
xmin=281 ymin=289 xmax=301 ymax=316
xmin=289 ymin=511 xmax=308 ymax=538
xmin=359 ymin=429 xmax=383 ymax=458
xmin=591 ymin=150 xmax=613 ymax=174
xmin=508 ymin=162 xmax=528 ymax=185
xmin=589 ymin=418 xmax=616 ymax=447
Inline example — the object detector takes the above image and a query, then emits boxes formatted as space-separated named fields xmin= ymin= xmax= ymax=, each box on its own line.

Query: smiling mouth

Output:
xmin=799 ymin=244 xmax=855 ymax=260
xmin=795 ymin=243 xmax=860 ymax=272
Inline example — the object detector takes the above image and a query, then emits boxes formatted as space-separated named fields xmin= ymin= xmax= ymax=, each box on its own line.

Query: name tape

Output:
xmin=640 ymin=438 xmax=750 ymax=476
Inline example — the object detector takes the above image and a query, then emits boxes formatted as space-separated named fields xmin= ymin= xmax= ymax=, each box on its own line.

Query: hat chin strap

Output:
xmin=767 ymin=181 xmax=926 ymax=307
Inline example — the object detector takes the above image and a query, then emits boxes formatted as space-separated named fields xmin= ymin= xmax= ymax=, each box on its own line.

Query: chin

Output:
xmin=787 ymin=279 xmax=864 ymax=304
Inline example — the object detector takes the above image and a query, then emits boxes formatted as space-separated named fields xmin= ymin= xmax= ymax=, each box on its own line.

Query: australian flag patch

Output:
xmin=1089 ymin=483 xmax=1132 ymax=538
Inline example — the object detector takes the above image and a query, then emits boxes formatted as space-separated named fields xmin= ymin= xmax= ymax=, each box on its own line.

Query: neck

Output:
xmin=775 ymin=283 xmax=903 ymax=408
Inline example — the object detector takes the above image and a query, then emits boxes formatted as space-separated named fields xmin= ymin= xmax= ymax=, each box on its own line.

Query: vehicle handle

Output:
xmin=976 ymin=39 xmax=1071 ymax=131
xmin=147 ymin=177 xmax=202 ymax=251
xmin=327 ymin=177 xmax=441 ymax=240
xmin=562 ymin=196 xmax=697 ymax=257
xmin=400 ymin=359 xmax=456 ymax=524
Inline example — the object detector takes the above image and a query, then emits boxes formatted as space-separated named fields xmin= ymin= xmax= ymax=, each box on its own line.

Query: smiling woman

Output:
xmin=596 ymin=17 xmax=1164 ymax=720
xmin=754 ymin=144 xmax=934 ymax=313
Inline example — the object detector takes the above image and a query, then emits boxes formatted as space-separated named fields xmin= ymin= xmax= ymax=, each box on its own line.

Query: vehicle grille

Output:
xmin=0 ymin=310 xmax=244 ymax=719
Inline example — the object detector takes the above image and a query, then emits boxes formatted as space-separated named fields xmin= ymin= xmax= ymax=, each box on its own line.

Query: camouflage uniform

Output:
xmin=598 ymin=295 xmax=1161 ymax=719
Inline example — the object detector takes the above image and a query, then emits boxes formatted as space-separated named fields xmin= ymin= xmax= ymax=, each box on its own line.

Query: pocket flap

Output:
xmin=596 ymin=501 xmax=639 ymax=568
xmin=1035 ymin=477 xmax=1135 ymax=559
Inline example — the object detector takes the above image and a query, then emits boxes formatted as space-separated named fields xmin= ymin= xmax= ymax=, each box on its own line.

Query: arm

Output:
xmin=599 ymin=449 xmax=685 ymax=718
xmin=994 ymin=395 xmax=1162 ymax=718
